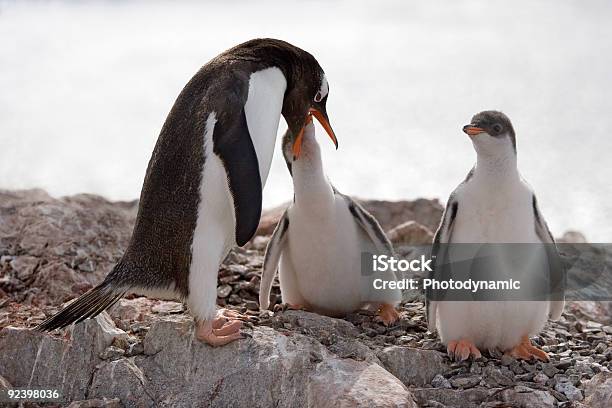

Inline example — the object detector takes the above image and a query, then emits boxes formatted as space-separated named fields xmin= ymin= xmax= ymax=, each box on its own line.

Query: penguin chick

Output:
xmin=428 ymin=110 xmax=564 ymax=362
xmin=259 ymin=118 xmax=401 ymax=324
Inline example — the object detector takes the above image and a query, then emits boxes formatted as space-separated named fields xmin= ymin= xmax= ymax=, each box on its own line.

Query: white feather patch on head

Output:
xmin=317 ymin=74 xmax=329 ymax=101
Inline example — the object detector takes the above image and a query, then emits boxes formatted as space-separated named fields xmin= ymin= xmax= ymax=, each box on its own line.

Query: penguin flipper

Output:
xmin=341 ymin=193 xmax=394 ymax=256
xmin=213 ymin=109 xmax=263 ymax=247
xmin=259 ymin=210 xmax=289 ymax=310
xmin=34 ymin=281 xmax=126 ymax=332
xmin=532 ymin=195 xmax=565 ymax=320
xmin=427 ymin=196 xmax=459 ymax=332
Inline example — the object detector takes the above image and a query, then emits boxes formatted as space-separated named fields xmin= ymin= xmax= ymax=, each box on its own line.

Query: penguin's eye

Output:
xmin=492 ymin=124 xmax=503 ymax=133
xmin=314 ymin=91 xmax=323 ymax=103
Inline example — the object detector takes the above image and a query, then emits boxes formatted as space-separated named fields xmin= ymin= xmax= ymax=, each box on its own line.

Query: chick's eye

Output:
xmin=492 ymin=124 xmax=503 ymax=133
xmin=314 ymin=91 xmax=323 ymax=103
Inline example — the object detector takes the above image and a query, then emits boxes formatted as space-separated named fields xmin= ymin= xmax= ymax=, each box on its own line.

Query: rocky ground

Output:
xmin=0 ymin=189 xmax=611 ymax=407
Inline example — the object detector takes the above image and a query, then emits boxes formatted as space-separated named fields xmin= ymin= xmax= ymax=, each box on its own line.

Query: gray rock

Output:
xmin=555 ymin=381 xmax=584 ymax=401
xmin=0 ymin=189 xmax=136 ymax=306
xmin=309 ymin=359 xmax=418 ymax=408
xmin=450 ymin=375 xmax=481 ymax=389
xmin=99 ymin=345 xmax=126 ymax=360
xmin=500 ymin=354 xmax=515 ymax=366
xmin=482 ymin=365 xmax=514 ymax=387
xmin=130 ymin=314 xmax=417 ymax=407
xmin=89 ymin=359 xmax=155 ymax=407
xmin=541 ymin=362 xmax=559 ymax=377
xmin=216 ymin=284 xmax=232 ymax=298
xmin=556 ymin=358 xmax=573 ymax=369
xmin=500 ymin=386 xmax=557 ymax=408
xmin=1 ymin=313 xmax=420 ymax=407
xmin=378 ymin=346 xmax=449 ymax=387
xmin=0 ymin=317 xmax=117 ymax=401
xmin=66 ymin=398 xmax=122 ymax=408
xmin=151 ymin=301 xmax=183 ymax=314
xmin=387 ymin=221 xmax=434 ymax=245
xmin=411 ymin=387 xmax=494 ymax=408
xmin=431 ymin=374 xmax=452 ymax=389
xmin=533 ymin=372 xmax=549 ymax=384
xmin=583 ymin=372 xmax=612 ymax=408
xmin=10 ymin=255 xmax=39 ymax=281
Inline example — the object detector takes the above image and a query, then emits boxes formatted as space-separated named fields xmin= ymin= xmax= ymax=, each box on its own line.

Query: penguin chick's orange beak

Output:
xmin=462 ymin=124 xmax=485 ymax=137
xmin=292 ymin=108 xmax=338 ymax=159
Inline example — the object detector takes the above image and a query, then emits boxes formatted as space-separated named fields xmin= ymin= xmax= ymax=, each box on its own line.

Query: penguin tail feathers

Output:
xmin=34 ymin=281 xmax=127 ymax=332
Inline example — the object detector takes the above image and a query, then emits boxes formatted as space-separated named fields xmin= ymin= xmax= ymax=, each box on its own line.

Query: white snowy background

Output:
xmin=1 ymin=0 xmax=611 ymax=240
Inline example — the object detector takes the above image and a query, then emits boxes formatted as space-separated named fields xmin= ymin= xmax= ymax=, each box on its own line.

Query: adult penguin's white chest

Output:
xmin=244 ymin=67 xmax=287 ymax=185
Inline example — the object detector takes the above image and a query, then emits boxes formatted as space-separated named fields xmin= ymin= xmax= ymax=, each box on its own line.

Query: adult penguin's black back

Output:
xmin=36 ymin=38 xmax=336 ymax=332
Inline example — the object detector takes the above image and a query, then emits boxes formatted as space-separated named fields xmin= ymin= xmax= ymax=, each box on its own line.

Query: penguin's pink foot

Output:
xmin=196 ymin=319 xmax=243 ymax=347
xmin=376 ymin=304 xmax=400 ymax=326
xmin=447 ymin=339 xmax=482 ymax=361
xmin=218 ymin=308 xmax=254 ymax=322
xmin=212 ymin=314 xmax=243 ymax=335
xmin=505 ymin=335 xmax=549 ymax=362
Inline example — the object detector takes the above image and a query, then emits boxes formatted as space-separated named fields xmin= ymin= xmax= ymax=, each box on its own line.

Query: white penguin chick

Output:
xmin=428 ymin=110 xmax=564 ymax=362
xmin=259 ymin=116 xmax=402 ymax=324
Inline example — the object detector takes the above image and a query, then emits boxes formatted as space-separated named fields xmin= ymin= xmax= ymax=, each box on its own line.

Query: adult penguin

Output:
xmin=36 ymin=38 xmax=338 ymax=346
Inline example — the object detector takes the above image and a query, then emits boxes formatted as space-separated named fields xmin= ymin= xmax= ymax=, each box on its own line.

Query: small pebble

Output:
xmin=431 ymin=374 xmax=452 ymax=389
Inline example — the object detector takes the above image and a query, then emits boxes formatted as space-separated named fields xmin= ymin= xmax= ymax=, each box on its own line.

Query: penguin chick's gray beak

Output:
xmin=292 ymin=108 xmax=338 ymax=160
xmin=463 ymin=124 xmax=485 ymax=137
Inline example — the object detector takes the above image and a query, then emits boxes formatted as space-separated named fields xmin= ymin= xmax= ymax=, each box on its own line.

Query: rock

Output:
xmin=482 ymin=365 xmax=514 ymax=387
xmin=139 ymin=315 xmax=416 ymax=406
xmin=556 ymin=358 xmax=573 ymax=370
xmin=0 ymin=189 xmax=136 ymax=306
xmin=583 ymin=372 xmax=612 ymax=408
xmin=93 ymin=312 xmax=128 ymax=352
xmin=533 ymin=372 xmax=549 ymax=384
xmin=555 ymin=381 xmax=584 ymax=401
xmin=0 ymin=374 xmax=12 ymax=389
xmin=0 ymin=317 xmax=119 ymax=401
xmin=500 ymin=354 xmax=515 ymax=366
xmin=358 ymin=198 xmax=444 ymax=232
xmin=568 ymin=301 xmax=612 ymax=325
xmin=109 ymin=298 xmax=146 ymax=323
xmin=1 ymin=189 xmax=611 ymax=407
xmin=450 ymin=374 xmax=481 ymax=389
xmin=541 ymin=363 xmax=559 ymax=377
xmin=150 ymin=301 xmax=183 ymax=314
xmin=245 ymin=300 xmax=259 ymax=311
xmin=387 ymin=221 xmax=434 ymax=245
xmin=217 ymin=284 xmax=232 ymax=298
xmin=411 ymin=387 xmax=493 ymax=408
xmin=89 ymin=359 xmax=156 ymax=407
xmin=378 ymin=346 xmax=449 ymax=387
xmin=99 ymin=345 xmax=125 ymax=360
xmin=255 ymin=198 xmax=444 ymax=237
xmin=255 ymin=203 xmax=288 ymax=236
xmin=431 ymin=374 xmax=452 ymax=389
xmin=309 ymin=359 xmax=418 ymax=408
xmin=558 ymin=230 xmax=588 ymax=243
xmin=10 ymin=255 xmax=39 ymax=281
xmin=66 ymin=398 xmax=122 ymax=408
xmin=499 ymin=387 xmax=557 ymax=408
